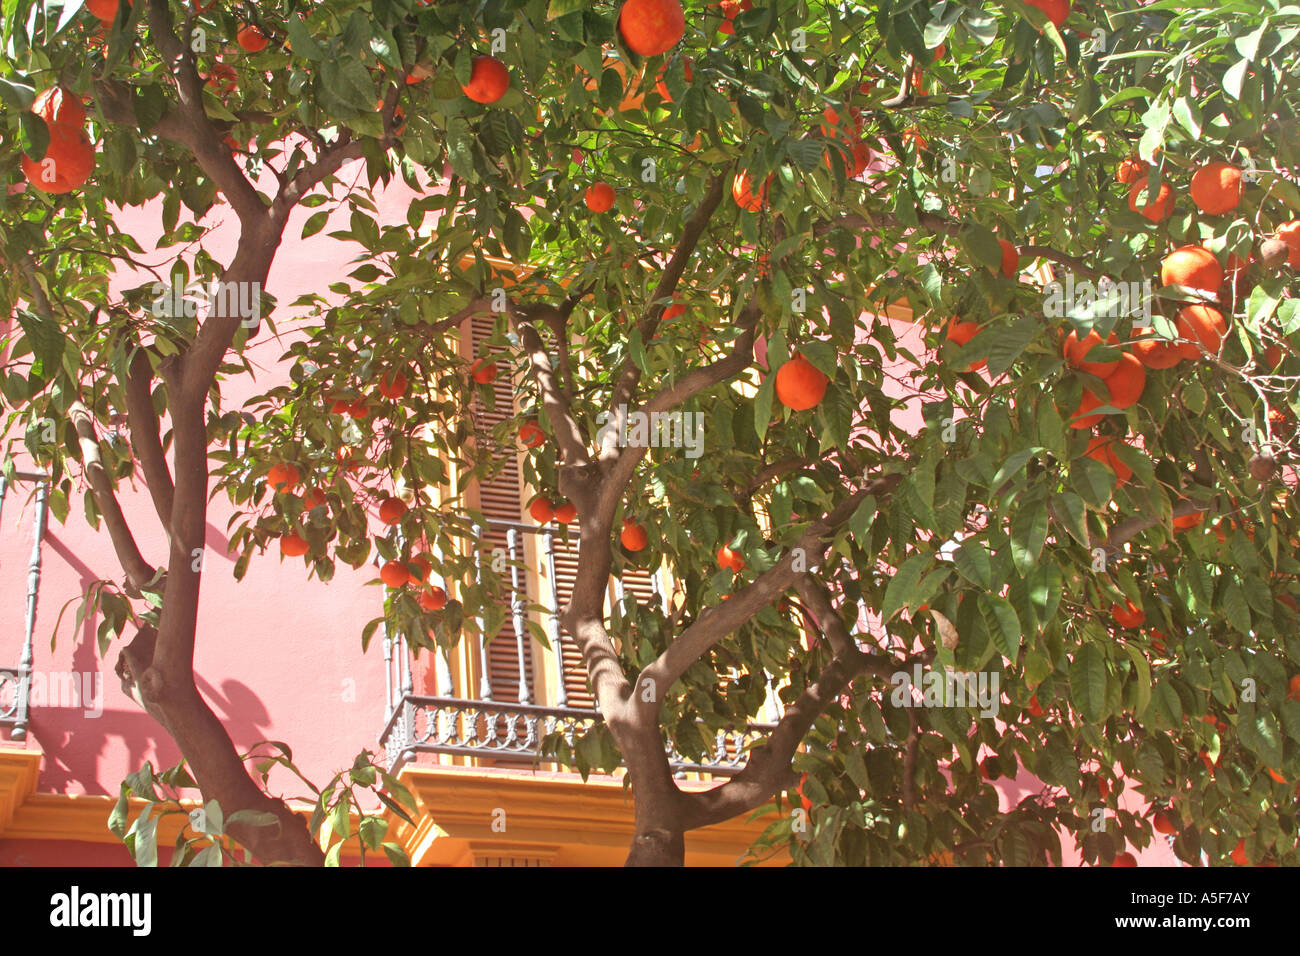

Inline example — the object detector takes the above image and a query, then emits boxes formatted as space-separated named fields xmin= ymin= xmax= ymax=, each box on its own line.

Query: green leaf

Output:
xmin=881 ymin=552 xmax=930 ymax=623
xmin=953 ymin=540 xmax=993 ymax=590
xmin=982 ymin=594 xmax=1022 ymax=659
xmin=1070 ymin=644 xmax=1107 ymax=723
xmin=753 ymin=370 xmax=775 ymax=442
xmin=301 ymin=209 xmax=329 ymax=239
xmin=1221 ymin=581 xmax=1251 ymax=635
xmin=285 ymin=15 xmax=326 ymax=60
xmin=1010 ymin=504 xmax=1048 ymax=576
xmin=1237 ymin=703 xmax=1284 ymax=767
xmin=992 ymin=447 xmax=1041 ymax=488
xmin=1171 ymin=96 xmax=1202 ymax=139
xmin=963 ymin=223 xmax=1003 ymax=272
xmin=1051 ymin=492 xmax=1090 ymax=548
xmin=985 ymin=315 xmax=1037 ymax=377
xmin=1122 ymin=644 xmax=1152 ymax=718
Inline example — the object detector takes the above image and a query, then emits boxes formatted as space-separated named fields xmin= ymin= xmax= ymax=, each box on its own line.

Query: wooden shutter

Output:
xmin=467 ymin=314 xmax=537 ymax=705
xmin=424 ymin=312 xmax=666 ymax=717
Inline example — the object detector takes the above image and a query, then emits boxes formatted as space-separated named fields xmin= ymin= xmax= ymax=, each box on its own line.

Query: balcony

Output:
xmin=378 ymin=518 xmax=778 ymax=777
xmin=0 ymin=474 xmax=48 ymax=742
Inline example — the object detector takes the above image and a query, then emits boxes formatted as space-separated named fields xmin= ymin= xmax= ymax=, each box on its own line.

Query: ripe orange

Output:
xmin=1173 ymin=507 xmax=1203 ymax=531
xmin=663 ymin=303 xmax=686 ymax=322
xmin=1086 ymin=435 xmax=1133 ymax=485
xmin=1288 ymin=674 xmax=1300 ymax=701
xmin=1261 ymin=344 xmax=1283 ymax=369
xmin=86 ymin=0 xmax=126 ymax=20
xmin=1025 ymin=0 xmax=1069 ymax=27
xmin=378 ymin=496 xmax=407 ymax=525
xmin=236 ymin=23 xmax=268 ymax=53
xmin=1175 ymin=304 xmax=1227 ymax=359
xmin=717 ymin=0 xmax=752 ymax=33
xmin=32 ymin=86 xmax=86 ymax=128
xmin=585 ymin=182 xmax=616 ymax=212
xmin=1099 ymin=352 xmax=1147 ymax=409
xmin=1230 ymin=839 xmax=1248 ymax=866
xmin=1131 ymin=330 xmax=1183 ymax=370
xmin=618 ymin=0 xmax=685 ymax=56
xmin=407 ymin=554 xmax=432 ymax=584
xmin=1189 ymin=161 xmax=1242 ymax=215
xmin=655 ymin=57 xmax=692 ymax=101
xmin=1268 ymin=768 xmax=1286 ymax=784
xmin=732 ymin=172 xmax=768 ymax=211
xmin=1063 ymin=329 xmax=1121 ymax=377
xmin=1152 ymin=811 xmax=1177 ymax=835
xmin=946 ymin=316 xmax=986 ymax=371
xmin=520 ymin=422 xmax=545 ymax=448
xmin=528 ymin=497 xmax=554 ymax=524
xmin=377 ymin=369 xmax=408 ymax=399
xmin=380 ymin=561 xmax=410 ymax=588
xmin=470 ymin=359 xmax=498 ymax=384
xmin=267 ymin=463 xmax=300 ymax=492
xmin=901 ymin=128 xmax=928 ymax=151
xmin=280 ymin=532 xmax=309 ymax=557
xmin=621 ymin=519 xmax=648 ymax=552
xmin=22 ymin=89 xmax=94 ymax=194
xmin=205 ymin=62 xmax=237 ymax=95
xmin=1116 ymin=158 xmax=1148 ymax=184
xmin=1128 ymin=180 xmax=1174 ymax=221
xmin=419 ymin=585 xmax=447 ymax=611
xmin=462 ymin=55 xmax=510 ymax=104
xmin=1067 ymin=390 xmax=1105 ymax=429
xmin=998 ymin=238 xmax=1019 ymax=278
xmin=336 ymin=445 xmax=365 ymax=473
xmin=774 ymin=355 xmax=829 ymax=410
xmin=1112 ymin=598 xmax=1146 ymax=628
xmin=1276 ymin=221 xmax=1300 ymax=268
xmin=300 ymin=487 xmax=327 ymax=511
xmin=1161 ymin=245 xmax=1222 ymax=293
xmin=716 ymin=544 xmax=745 ymax=573
xmin=348 ymin=399 xmax=370 ymax=419
xmin=946 ymin=316 xmax=981 ymax=346
xmin=554 ymin=501 xmax=577 ymax=524
xmin=1028 ymin=694 xmax=1045 ymax=717
xmin=1112 ymin=852 xmax=1138 ymax=867
xmin=22 ymin=130 xmax=94 ymax=194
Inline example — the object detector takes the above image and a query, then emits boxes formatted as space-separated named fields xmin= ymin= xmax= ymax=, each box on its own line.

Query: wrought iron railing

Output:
xmin=379 ymin=694 xmax=774 ymax=777
xmin=379 ymin=517 xmax=780 ymax=776
xmin=0 ymin=473 xmax=49 ymax=741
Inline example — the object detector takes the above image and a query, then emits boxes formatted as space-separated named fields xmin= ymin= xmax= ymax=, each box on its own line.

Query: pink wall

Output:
xmin=1 ymin=158 xmax=423 ymax=807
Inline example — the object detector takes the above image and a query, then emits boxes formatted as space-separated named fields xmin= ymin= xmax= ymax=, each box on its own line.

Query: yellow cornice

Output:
xmin=392 ymin=763 xmax=787 ymax=866
xmin=0 ymin=745 xmax=41 ymax=834
xmin=2 ymin=749 xmax=784 ymax=866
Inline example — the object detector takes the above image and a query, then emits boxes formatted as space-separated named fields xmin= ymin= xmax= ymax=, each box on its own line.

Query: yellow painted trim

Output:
xmin=392 ymin=763 xmax=787 ymax=866
xmin=0 ymin=745 xmax=41 ymax=834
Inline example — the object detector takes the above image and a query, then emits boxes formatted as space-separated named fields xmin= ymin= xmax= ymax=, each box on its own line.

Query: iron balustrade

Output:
xmin=379 ymin=517 xmax=780 ymax=776
xmin=0 ymin=473 xmax=49 ymax=740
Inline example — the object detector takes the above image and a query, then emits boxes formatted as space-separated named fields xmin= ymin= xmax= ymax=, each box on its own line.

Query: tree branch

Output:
xmin=69 ymin=402 xmax=160 ymax=592
xmin=123 ymin=347 xmax=175 ymax=530
xmin=635 ymin=469 xmax=906 ymax=719
xmin=608 ymin=173 xmax=727 ymax=415
xmin=511 ymin=304 xmax=590 ymax=466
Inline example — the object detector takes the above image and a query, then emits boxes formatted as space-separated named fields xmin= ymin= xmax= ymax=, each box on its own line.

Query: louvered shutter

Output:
xmin=466 ymin=314 xmax=537 ymax=705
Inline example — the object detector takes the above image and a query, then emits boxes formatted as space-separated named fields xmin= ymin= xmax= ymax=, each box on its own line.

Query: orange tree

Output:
xmin=2 ymin=0 xmax=1299 ymax=866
